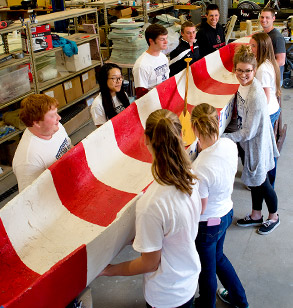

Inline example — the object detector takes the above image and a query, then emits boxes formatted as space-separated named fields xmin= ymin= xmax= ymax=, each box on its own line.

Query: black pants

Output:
xmin=249 ymin=176 xmax=278 ymax=214
xmin=146 ymin=296 xmax=194 ymax=308
xmin=237 ymin=143 xmax=278 ymax=214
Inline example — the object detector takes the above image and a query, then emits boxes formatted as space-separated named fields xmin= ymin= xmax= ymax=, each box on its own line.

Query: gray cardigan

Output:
xmin=223 ymin=78 xmax=279 ymax=186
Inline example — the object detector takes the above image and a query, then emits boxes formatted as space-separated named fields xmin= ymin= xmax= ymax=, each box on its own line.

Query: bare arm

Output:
xmin=263 ymin=87 xmax=270 ymax=105
xmin=99 ymin=250 xmax=161 ymax=277
xmin=201 ymin=197 xmax=208 ymax=215
xmin=275 ymin=53 xmax=286 ymax=67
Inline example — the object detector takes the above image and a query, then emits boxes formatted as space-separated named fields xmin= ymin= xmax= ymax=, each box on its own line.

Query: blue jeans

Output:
xmin=268 ymin=108 xmax=281 ymax=188
xmin=195 ymin=209 xmax=248 ymax=308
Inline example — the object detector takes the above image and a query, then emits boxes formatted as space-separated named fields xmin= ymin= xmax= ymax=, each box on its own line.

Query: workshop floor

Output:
xmin=1 ymin=89 xmax=292 ymax=308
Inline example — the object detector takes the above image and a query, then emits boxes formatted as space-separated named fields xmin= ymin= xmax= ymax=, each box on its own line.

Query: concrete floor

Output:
xmin=1 ymin=89 xmax=292 ymax=307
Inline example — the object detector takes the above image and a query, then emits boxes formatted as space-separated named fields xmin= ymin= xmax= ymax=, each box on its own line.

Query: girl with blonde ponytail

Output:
xmin=100 ymin=109 xmax=202 ymax=308
xmin=191 ymin=103 xmax=249 ymax=308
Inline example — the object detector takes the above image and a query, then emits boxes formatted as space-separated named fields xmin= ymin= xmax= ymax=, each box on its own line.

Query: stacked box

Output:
xmin=108 ymin=20 xmax=147 ymax=64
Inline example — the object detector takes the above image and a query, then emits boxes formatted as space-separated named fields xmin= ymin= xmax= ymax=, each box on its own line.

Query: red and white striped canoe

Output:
xmin=0 ymin=38 xmax=248 ymax=308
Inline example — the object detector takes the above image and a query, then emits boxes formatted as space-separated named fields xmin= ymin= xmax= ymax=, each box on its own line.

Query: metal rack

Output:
xmin=0 ymin=8 xmax=102 ymax=181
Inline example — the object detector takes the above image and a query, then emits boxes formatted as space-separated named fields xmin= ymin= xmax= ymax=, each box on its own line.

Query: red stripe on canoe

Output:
xmin=0 ymin=218 xmax=40 ymax=305
xmin=156 ymin=76 xmax=185 ymax=116
xmin=112 ymin=102 xmax=152 ymax=164
xmin=4 ymin=244 xmax=87 ymax=308
xmin=190 ymin=56 xmax=239 ymax=95
xmin=50 ymin=143 xmax=137 ymax=227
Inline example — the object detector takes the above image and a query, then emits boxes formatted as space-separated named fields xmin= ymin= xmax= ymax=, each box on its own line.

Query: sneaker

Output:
xmin=237 ymin=214 xmax=263 ymax=227
xmin=217 ymin=288 xmax=249 ymax=308
xmin=217 ymin=288 xmax=231 ymax=305
xmin=258 ymin=215 xmax=280 ymax=235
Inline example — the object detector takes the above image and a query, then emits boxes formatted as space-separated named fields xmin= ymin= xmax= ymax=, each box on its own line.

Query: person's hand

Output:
xmin=98 ymin=264 xmax=113 ymax=277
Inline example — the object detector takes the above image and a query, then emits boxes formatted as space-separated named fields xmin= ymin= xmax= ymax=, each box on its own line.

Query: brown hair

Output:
xmin=206 ymin=3 xmax=220 ymax=15
xmin=233 ymin=45 xmax=257 ymax=71
xmin=191 ymin=103 xmax=219 ymax=139
xmin=145 ymin=24 xmax=168 ymax=46
xmin=251 ymin=32 xmax=281 ymax=97
xmin=145 ymin=109 xmax=197 ymax=196
xmin=181 ymin=21 xmax=195 ymax=33
xmin=20 ymin=94 xmax=58 ymax=127
xmin=261 ymin=7 xmax=275 ymax=17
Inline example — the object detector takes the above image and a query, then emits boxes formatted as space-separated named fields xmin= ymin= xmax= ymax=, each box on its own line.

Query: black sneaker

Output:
xmin=217 ymin=288 xmax=249 ymax=308
xmin=258 ymin=215 xmax=280 ymax=235
xmin=237 ymin=214 xmax=263 ymax=227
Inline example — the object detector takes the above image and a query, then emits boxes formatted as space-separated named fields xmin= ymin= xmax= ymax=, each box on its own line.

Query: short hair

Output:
xmin=233 ymin=45 xmax=257 ymax=71
xmin=20 ymin=94 xmax=58 ymax=127
xmin=261 ymin=7 xmax=275 ymax=17
xmin=181 ymin=21 xmax=195 ymax=33
xmin=206 ymin=4 xmax=220 ymax=15
xmin=145 ymin=24 xmax=168 ymax=46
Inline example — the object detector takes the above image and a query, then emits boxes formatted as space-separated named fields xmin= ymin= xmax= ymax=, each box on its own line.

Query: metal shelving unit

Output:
xmin=0 ymin=8 xmax=102 ymax=182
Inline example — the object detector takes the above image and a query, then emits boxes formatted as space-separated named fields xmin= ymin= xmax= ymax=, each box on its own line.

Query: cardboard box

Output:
xmin=85 ymin=92 xmax=99 ymax=107
xmin=22 ymin=24 xmax=53 ymax=53
xmin=63 ymin=76 xmax=83 ymax=104
xmin=81 ymin=69 xmax=97 ymax=94
xmin=108 ymin=7 xmax=132 ymax=18
xmin=65 ymin=43 xmax=92 ymax=72
xmin=63 ymin=105 xmax=91 ymax=135
xmin=43 ymin=84 xmax=67 ymax=109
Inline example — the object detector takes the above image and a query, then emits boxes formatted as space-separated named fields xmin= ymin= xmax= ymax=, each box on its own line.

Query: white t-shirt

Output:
xmin=133 ymin=51 xmax=169 ymax=91
xmin=12 ymin=123 xmax=71 ymax=192
xmin=133 ymin=180 xmax=201 ymax=308
xmin=90 ymin=93 xmax=126 ymax=126
xmin=192 ymin=138 xmax=238 ymax=221
xmin=237 ymin=84 xmax=251 ymax=130
xmin=255 ymin=59 xmax=279 ymax=115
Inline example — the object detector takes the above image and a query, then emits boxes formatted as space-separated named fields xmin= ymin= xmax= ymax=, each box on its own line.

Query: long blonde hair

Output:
xmin=251 ymin=32 xmax=281 ymax=97
xmin=191 ymin=103 xmax=219 ymax=139
xmin=145 ymin=109 xmax=197 ymax=196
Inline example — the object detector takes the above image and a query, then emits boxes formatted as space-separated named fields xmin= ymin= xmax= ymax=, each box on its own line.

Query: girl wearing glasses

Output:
xmin=99 ymin=109 xmax=202 ymax=308
xmin=191 ymin=103 xmax=249 ymax=308
xmin=250 ymin=32 xmax=281 ymax=187
xmin=91 ymin=63 xmax=130 ymax=128
xmin=223 ymin=45 xmax=279 ymax=236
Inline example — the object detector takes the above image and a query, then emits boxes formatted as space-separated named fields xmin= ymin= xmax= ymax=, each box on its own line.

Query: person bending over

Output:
xmin=99 ymin=109 xmax=202 ymax=308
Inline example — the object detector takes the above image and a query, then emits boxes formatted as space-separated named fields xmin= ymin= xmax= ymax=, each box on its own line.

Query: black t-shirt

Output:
xmin=196 ymin=22 xmax=226 ymax=58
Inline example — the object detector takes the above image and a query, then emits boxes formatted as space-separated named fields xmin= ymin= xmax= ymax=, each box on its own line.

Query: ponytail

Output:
xmin=145 ymin=109 xmax=197 ymax=196
xmin=191 ymin=103 xmax=219 ymax=139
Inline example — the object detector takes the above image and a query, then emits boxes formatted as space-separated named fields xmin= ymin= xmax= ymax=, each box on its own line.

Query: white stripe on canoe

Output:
xmin=83 ymin=121 xmax=153 ymax=194
xmin=205 ymin=50 xmax=239 ymax=84
xmin=175 ymin=70 xmax=235 ymax=109
xmin=1 ymin=171 xmax=105 ymax=275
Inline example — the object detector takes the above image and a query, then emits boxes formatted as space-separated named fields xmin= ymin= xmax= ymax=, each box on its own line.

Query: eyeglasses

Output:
xmin=108 ymin=76 xmax=124 ymax=83
xmin=235 ymin=68 xmax=254 ymax=74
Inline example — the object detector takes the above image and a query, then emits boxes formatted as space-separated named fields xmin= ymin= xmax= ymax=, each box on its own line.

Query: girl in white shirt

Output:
xmin=191 ymin=103 xmax=249 ymax=308
xmin=91 ymin=63 xmax=130 ymax=128
xmin=250 ymin=33 xmax=281 ymax=187
xmin=99 ymin=109 xmax=202 ymax=308
xmin=250 ymin=32 xmax=281 ymax=125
